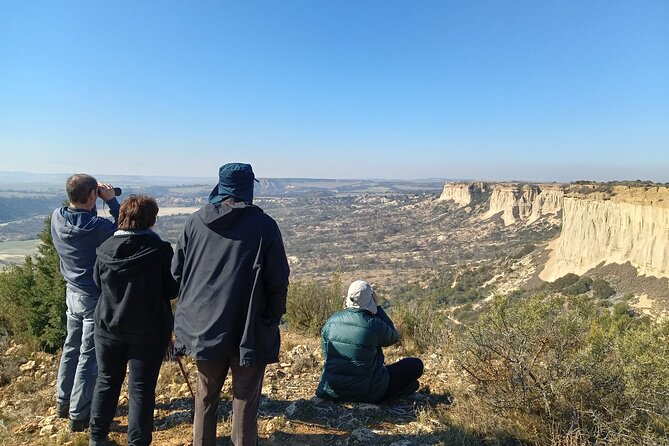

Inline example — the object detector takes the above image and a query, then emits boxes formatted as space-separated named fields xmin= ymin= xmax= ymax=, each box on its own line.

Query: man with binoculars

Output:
xmin=50 ymin=173 xmax=121 ymax=431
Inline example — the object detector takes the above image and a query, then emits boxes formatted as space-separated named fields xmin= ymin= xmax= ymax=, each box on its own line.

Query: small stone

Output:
xmin=39 ymin=424 xmax=56 ymax=436
xmin=346 ymin=427 xmax=376 ymax=445
xmin=389 ymin=441 xmax=415 ymax=446
xmin=19 ymin=360 xmax=36 ymax=372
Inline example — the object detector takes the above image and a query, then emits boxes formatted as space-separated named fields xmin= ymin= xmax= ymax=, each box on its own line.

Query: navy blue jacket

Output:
xmin=94 ymin=231 xmax=178 ymax=344
xmin=172 ymin=202 xmax=290 ymax=366
xmin=51 ymin=200 xmax=120 ymax=296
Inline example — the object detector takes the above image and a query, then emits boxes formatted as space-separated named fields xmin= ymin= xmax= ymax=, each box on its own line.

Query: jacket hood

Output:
xmin=96 ymin=234 xmax=167 ymax=277
xmin=198 ymin=202 xmax=263 ymax=230
xmin=345 ymin=280 xmax=378 ymax=314
xmin=53 ymin=207 xmax=99 ymax=241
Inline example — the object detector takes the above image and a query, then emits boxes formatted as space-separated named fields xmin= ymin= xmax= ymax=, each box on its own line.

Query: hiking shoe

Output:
xmin=69 ymin=417 xmax=89 ymax=432
xmin=397 ymin=380 xmax=420 ymax=396
xmin=57 ymin=403 xmax=69 ymax=419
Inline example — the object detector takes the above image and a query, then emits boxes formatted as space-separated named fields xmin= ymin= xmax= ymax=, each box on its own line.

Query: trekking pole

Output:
xmin=169 ymin=337 xmax=195 ymax=400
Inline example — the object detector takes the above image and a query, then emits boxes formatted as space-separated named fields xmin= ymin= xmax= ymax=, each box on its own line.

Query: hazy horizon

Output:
xmin=1 ymin=169 xmax=667 ymax=186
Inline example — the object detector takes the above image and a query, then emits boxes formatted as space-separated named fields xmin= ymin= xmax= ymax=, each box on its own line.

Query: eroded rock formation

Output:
xmin=437 ymin=182 xmax=487 ymax=207
xmin=482 ymin=184 xmax=564 ymax=226
xmin=540 ymin=185 xmax=669 ymax=281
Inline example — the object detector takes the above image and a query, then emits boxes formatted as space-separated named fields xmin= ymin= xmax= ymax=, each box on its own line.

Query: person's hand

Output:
xmin=97 ymin=183 xmax=116 ymax=201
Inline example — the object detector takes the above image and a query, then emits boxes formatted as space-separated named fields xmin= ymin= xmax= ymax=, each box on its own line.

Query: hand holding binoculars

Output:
xmin=97 ymin=186 xmax=123 ymax=197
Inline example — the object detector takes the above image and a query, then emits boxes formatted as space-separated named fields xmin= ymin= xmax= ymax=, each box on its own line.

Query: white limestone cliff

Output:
xmin=540 ymin=186 xmax=669 ymax=281
xmin=482 ymin=184 xmax=563 ymax=226
xmin=437 ymin=182 xmax=487 ymax=207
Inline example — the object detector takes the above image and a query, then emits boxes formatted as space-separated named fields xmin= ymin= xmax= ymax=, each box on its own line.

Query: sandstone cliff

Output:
xmin=482 ymin=184 xmax=564 ymax=226
xmin=439 ymin=182 xmax=564 ymax=225
xmin=540 ymin=185 xmax=669 ymax=281
xmin=437 ymin=182 xmax=487 ymax=207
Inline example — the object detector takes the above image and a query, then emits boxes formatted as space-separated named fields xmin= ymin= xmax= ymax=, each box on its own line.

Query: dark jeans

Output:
xmin=384 ymin=357 xmax=424 ymax=400
xmin=89 ymin=334 xmax=168 ymax=446
xmin=193 ymin=358 xmax=266 ymax=446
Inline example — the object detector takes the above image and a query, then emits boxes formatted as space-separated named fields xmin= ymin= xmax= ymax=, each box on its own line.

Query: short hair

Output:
xmin=66 ymin=174 xmax=98 ymax=204
xmin=117 ymin=195 xmax=159 ymax=231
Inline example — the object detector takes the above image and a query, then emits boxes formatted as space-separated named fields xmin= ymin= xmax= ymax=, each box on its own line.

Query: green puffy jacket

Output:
xmin=316 ymin=306 xmax=399 ymax=402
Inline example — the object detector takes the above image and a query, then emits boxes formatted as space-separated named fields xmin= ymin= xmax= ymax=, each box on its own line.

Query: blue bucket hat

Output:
xmin=208 ymin=163 xmax=259 ymax=204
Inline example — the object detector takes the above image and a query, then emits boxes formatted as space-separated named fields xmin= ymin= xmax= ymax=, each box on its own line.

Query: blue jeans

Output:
xmin=89 ymin=334 xmax=168 ymax=446
xmin=56 ymin=289 xmax=98 ymax=420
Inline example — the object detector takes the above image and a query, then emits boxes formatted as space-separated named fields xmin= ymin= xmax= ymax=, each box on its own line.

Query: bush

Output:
xmin=592 ymin=277 xmax=615 ymax=299
xmin=509 ymin=243 xmax=535 ymax=259
xmin=563 ymin=276 xmax=593 ymax=295
xmin=284 ymin=273 xmax=342 ymax=335
xmin=549 ymin=273 xmax=581 ymax=291
xmin=454 ymin=293 xmax=669 ymax=445
xmin=391 ymin=299 xmax=452 ymax=354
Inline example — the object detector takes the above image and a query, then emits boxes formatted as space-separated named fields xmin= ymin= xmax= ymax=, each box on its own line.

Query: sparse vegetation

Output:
xmin=284 ymin=273 xmax=343 ymax=335
xmin=453 ymin=293 xmax=669 ymax=445
xmin=390 ymin=299 xmax=451 ymax=354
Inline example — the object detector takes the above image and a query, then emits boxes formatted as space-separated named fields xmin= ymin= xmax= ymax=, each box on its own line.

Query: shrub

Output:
xmin=592 ymin=277 xmax=615 ymax=299
xmin=284 ymin=273 xmax=342 ymax=335
xmin=454 ymin=293 xmax=669 ymax=445
xmin=563 ymin=276 xmax=593 ymax=295
xmin=550 ymin=273 xmax=581 ymax=291
xmin=391 ymin=299 xmax=452 ymax=354
xmin=510 ymin=243 xmax=535 ymax=259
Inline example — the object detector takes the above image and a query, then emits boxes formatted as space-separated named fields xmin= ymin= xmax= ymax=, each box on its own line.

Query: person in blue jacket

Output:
xmin=51 ymin=174 xmax=120 ymax=432
xmin=316 ymin=280 xmax=423 ymax=403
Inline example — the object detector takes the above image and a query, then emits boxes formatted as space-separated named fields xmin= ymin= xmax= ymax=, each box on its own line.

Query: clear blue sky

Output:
xmin=1 ymin=1 xmax=667 ymax=182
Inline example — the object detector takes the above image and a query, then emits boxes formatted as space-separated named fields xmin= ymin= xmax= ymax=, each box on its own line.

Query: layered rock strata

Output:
xmin=482 ymin=184 xmax=564 ymax=226
xmin=437 ymin=182 xmax=487 ymax=207
xmin=540 ymin=186 xmax=669 ymax=281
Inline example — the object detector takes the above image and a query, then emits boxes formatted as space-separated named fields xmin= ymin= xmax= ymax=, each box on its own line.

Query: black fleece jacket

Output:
xmin=94 ymin=231 xmax=179 ymax=344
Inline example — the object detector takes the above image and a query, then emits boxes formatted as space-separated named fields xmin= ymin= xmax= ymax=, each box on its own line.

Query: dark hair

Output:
xmin=117 ymin=195 xmax=159 ymax=230
xmin=66 ymin=173 xmax=98 ymax=204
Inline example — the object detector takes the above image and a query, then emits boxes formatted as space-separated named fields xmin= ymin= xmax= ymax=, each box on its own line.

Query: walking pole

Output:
xmin=169 ymin=337 xmax=195 ymax=400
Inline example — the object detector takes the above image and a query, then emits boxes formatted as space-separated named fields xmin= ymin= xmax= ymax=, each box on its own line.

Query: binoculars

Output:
xmin=98 ymin=187 xmax=123 ymax=196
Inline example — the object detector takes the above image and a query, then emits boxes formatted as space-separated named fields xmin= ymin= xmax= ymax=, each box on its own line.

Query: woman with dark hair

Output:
xmin=90 ymin=195 xmax=178 ymax=446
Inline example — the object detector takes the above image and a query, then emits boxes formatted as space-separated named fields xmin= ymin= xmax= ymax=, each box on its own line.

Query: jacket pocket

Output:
xmin=254 ymin=316 xmax=280 ymax=361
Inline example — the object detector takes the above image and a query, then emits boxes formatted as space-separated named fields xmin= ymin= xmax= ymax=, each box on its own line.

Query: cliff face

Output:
xmin=482 ymin=184 xmax=564 ymax=226
xmin=439 ymin=182 xmax=563 ymax=225
xmin=438 ymin=182 xmax=487 ymax=207
xmin=540 ymin=186 xmax=669 ymax=281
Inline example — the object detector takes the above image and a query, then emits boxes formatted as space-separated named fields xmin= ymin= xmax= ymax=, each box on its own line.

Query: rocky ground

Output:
xmin=0 ymin=331 xmax=457 ymax=446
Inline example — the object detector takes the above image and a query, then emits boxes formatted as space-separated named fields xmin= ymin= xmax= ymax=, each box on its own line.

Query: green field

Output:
xmin=0 ymin=239 xmax=40 ymax=265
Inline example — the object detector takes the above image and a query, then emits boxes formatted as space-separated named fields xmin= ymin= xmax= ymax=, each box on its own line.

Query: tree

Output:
xmin=0 ymin=215 xmax=66 ymax=351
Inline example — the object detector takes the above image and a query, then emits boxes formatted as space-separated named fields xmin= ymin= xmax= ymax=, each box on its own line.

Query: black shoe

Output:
xmin=397 ymin=380 xmax=420 ymax=396
xmin=57 ymin=403 xmax=69 ymax=419
xmin=69 ymin=417 xmax=89 ymax=432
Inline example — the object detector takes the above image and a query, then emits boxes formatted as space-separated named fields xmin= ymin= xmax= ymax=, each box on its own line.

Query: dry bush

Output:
xmin=451 ymin=293 xmax=669 ymax=445
xmin=285 ymin=273 xmax=342 ymax=335
xmin=390 ymin=299 xmax=452 ymax=354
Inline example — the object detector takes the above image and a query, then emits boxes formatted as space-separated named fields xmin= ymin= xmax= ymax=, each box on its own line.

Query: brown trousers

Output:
xmin=193 ymin=359 xmax=266 ymax=446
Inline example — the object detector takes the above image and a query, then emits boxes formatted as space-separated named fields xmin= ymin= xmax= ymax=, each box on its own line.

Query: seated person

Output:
xmin=316 ymin=280 xmax=423 ymax=403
